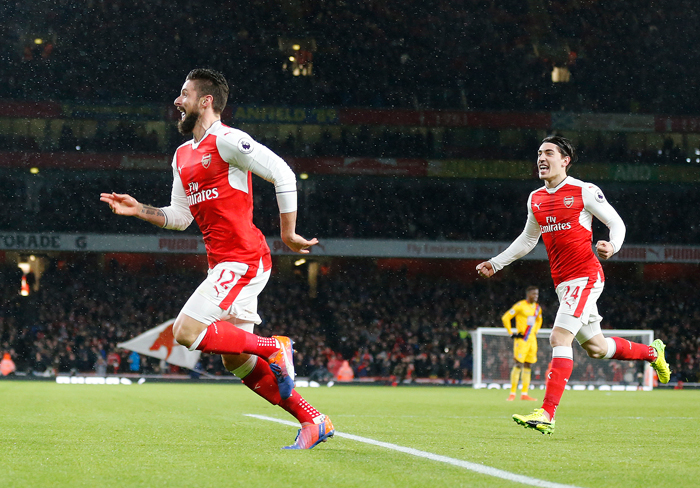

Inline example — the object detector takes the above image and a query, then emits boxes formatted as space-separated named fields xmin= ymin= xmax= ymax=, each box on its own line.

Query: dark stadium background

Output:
xmin=1 ymin=0 xmax=698 ymax=386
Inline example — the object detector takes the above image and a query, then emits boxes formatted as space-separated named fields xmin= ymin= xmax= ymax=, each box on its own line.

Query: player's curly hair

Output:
xmin=542 ymin=135 xmax=577 ymax=172
xmin=186 ymin=68 xmax=229 ymax=114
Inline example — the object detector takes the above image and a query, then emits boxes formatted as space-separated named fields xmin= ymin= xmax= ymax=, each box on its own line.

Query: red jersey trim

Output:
xmin=219 ymin=263 xmax=258 ymax=310
xmin=218 ymin=254 xmax=272 ymax=310
xmin=573 ymin=276 xmax=596 ymax=318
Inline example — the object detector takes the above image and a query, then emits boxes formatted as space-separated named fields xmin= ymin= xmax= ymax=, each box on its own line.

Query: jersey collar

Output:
xmin=545 ymin=175 xmax=570 ymax=194
xmin=191 ymin=120 xmax=222 ymax=149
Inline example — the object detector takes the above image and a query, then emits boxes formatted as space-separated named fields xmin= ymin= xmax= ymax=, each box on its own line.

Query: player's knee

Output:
xmin=172 ymin=316 xmax=198 ymax=348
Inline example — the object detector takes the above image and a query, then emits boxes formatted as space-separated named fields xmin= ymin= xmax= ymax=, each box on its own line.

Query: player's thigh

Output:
xmin=180 ymin=260 xmax=271 ymax=326
xmin=513 ymin=340 xmax=529 ymax=364
xmin=554 ymin=275 xmax=604 ymax=341
xmin=576 ymin=308 xmax=604 ymax=347
xmin=523 ymin=341 xmax=538 ymax=364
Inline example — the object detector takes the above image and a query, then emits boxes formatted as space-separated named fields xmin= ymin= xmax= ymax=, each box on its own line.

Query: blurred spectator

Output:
xmin=1 ymin=352 xmax=16 ymax=376
xmin=128 ymin=351 xmax=141 ymax=373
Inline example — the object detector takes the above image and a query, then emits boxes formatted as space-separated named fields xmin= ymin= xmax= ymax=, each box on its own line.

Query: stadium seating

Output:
xmin=0 ymin=259 xmax=697 ymax=383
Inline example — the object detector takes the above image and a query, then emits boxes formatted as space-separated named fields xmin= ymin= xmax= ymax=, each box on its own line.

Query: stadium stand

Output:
xmin=0 ymin=0 xmax=699 ymax=114
xmin=0 ymin=258 xmax=698 ymax=383
xmin=1 ymin=170 xmax=699 ymax=244
xmin=1 ymin=0 xmax=698 ymax=388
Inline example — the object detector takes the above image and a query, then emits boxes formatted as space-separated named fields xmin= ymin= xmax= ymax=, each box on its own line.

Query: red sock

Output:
xmin=610 ymin=337 xmax=656 ymax=361
xmin=196 ymin=321 xmax=279 ymax=357
xmin=279 ymin=391 xmax=322 ymax=425
xmin=240 ymin=359 xmax=320 ymax=424
xmin=542 ymin=357 xmax=573 ymax=420
xmin=241 ymin=357 xmax=281 ymax=405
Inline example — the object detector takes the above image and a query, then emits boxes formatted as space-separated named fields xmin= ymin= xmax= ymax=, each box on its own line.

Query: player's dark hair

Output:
xmin=186 ymin=68 xmax=229 ymax=114
xmin=542 ymin=135 xmax=577 ymax=172
xmin=526 ymin=286 xmax=538 ymax=294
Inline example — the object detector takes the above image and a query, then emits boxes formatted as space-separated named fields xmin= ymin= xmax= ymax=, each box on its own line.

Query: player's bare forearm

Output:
xmin=138 ymin=205 xmax=167 ymax=227
xmin=100 ymin=192 xmax=165 ymax=227
xmin=280 ymin=211 xmax=318 ymax=254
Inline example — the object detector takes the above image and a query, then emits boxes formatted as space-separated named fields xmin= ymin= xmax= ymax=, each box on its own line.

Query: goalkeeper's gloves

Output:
xmin=511 ymin=332 xmax=524 ymax=339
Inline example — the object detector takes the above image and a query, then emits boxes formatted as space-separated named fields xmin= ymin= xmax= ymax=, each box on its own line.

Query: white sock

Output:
xmin=232 ymin=356 xmax=258 ymax=378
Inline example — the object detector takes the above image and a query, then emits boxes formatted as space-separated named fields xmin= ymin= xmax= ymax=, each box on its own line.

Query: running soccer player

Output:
xmin=100 ymin=69 xmax=333 ymax=449
xmin=502 ymin=286 xmax=542 ymax=402
xmin=476 ymin=135 xmax=670 ymax=435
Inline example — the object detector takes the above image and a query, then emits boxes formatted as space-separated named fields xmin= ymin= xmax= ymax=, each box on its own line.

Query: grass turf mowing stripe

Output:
xmin=246 ymin=414 xmax=582 ymax=488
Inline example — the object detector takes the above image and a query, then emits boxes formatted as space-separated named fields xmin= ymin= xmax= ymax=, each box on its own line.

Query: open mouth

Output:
xmin=178 ymin=108 xmax=186 ymax=119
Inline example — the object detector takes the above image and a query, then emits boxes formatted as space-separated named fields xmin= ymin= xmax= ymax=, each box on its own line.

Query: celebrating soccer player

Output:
xmin=476 ymin=135 xmax=671 ymax=435
xmin=502 ymin=286 xmax=543 ymax=402
xmin=100 ymin=69 xmax=334 ymax=449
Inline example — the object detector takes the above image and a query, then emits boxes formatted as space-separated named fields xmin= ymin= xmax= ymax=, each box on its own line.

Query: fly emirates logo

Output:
xmin=186 ymin=181 xmax=219 ymax=206
xmin=540 ymin=216 xmax=571 ymax=234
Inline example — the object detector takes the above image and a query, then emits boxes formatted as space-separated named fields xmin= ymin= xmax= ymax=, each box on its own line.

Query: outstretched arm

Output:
xmin=477 ymin=195 xmax=541 ymax=278
xmin=280 ymin=211 xmax=318 ymax=254
xmin=100 ymin=192 xmax=166 ymax=227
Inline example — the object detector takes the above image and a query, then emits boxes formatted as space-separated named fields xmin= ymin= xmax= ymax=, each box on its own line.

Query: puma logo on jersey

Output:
xmin=533 ymin=202 xmax=541 ymax=210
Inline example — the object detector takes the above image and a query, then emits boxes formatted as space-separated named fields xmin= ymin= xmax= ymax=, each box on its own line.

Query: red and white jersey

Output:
xmin=160 ymin=121 xmax=297 ymax=269
xmin=490 ymin=176 xmax=625 ymax=287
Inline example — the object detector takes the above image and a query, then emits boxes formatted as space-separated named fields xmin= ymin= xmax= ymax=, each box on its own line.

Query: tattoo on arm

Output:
xmin=140 ymin=205 xmax=164 ymax=217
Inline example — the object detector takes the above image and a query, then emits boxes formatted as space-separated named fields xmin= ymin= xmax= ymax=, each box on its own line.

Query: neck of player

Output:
xmin=193 ymin=112 xmax=221 ymax=143
xmin=543 ymin=172 xmax=567 ymax=189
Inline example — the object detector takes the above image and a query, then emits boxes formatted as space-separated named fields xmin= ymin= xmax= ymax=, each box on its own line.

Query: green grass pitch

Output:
xmin=1 ymin=381 xmax=698 ymax=488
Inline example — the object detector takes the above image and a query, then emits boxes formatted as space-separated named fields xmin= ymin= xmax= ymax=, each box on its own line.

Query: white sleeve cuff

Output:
xmin=276 ymin=183 xmax=297 ymax=214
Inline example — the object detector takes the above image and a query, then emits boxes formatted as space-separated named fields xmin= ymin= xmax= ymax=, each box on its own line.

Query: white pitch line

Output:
xmin=245 ymin=414 xmax=582 ymax=488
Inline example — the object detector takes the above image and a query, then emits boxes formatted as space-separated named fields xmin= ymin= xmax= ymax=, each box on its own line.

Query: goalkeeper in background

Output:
xmin=502 ymin=286 xmax=542 ymax=402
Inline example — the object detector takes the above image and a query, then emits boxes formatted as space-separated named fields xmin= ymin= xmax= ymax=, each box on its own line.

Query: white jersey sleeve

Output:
xmin=216 ymin=132 xmax=298 ymax=213
xmin=489 ymin=192 xmax=542 ymax=273
xmin=160 ymin=152 xmax=195 ymax=231
xmin=582 ymin=184 xmax=625 ymax=253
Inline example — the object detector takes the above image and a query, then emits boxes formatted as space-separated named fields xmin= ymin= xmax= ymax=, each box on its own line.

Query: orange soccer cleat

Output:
xmin=520 ymin=394 xmax=538 ymax=401
xmin=268 ymin=336 xmax=295 ymax=399
xmin=283 ymin=415 xmax=335 ymax=450
xmin=507 ymin=393 xmax=516 ymax=401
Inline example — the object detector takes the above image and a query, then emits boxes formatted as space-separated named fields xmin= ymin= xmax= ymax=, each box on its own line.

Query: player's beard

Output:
xmin=178 ymin=108 xmax=200 ymax=136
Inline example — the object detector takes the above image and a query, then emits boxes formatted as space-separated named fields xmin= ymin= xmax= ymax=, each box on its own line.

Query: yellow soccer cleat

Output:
xmin=650 ymin=339 xmax=671 ymax=384
xmin=513 ymin=408 xmax=555 ymax=435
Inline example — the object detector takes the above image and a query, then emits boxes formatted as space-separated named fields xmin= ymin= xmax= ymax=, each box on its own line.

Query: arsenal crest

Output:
xmin=563 ymin=196 xmax=574 ymax=208
xmin=201 ymin=153 xmax=212 ymax=169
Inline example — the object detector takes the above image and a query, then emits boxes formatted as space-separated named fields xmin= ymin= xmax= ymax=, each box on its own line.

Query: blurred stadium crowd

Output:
xmin=1 ymin=259 xmax=698 ymax=384
xmin=1 ymin=0 xmax=699 ymax=387
xmin=2 ymin=171 xmax=699 ymax=245
xmin=1 ymin=0 xmax=699 ymax=114
xmin=0 ymin=120 xmax=691 ymax=167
